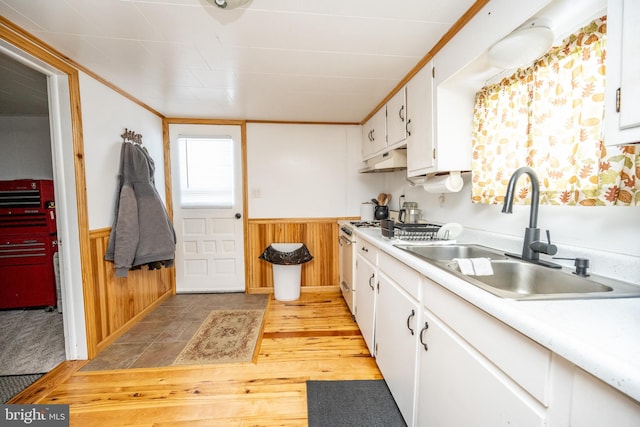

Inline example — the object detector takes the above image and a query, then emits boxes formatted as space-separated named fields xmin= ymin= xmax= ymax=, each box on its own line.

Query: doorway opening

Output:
xmin=0 ymin=41 xmax=88 ymax=376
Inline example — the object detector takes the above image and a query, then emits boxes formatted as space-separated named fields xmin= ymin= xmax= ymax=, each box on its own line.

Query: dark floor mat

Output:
xmin=306 ymin=379 xmax=406 ymax=427
xmin=0 ymin=374 xmax=44 ymax=403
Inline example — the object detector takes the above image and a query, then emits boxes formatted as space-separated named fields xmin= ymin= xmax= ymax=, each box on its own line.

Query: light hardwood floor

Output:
xmin=11 ymin=291 xmax=382 ymax=426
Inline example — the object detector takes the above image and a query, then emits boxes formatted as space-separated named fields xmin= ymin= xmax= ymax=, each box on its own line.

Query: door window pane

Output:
xmin=178 ymin=137 xmax=234 ymax=208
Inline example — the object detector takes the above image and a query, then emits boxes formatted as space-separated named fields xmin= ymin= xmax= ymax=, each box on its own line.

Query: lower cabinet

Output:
xmin=570 ymin=368 xmax=640 ymax=426
xmin=375 ymin=270 xmax=419 ymax=426
xmin=417 ymin=307 xmax=545 ymax=426
xmin=355 ymin=253 xmax=377 ymax=355
xmin=351 ymin=242 xmax=640 ymax=427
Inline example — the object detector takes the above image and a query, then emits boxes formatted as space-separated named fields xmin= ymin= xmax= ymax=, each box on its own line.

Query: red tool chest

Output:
xmin=0 ymin=179 xmax=58 ymax=309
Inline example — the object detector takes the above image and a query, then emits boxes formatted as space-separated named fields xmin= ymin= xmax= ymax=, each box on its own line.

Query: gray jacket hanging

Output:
xmin=105 ymin=142 xmax=176 ymax=277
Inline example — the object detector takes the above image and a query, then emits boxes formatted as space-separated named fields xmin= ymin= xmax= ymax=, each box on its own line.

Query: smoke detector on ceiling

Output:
xmin=211 ymin=0 xmax=251 ymax=9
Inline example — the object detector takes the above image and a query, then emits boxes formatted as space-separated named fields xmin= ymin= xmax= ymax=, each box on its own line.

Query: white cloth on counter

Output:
xmin=454 ymin=258 xmax=494 ymax=276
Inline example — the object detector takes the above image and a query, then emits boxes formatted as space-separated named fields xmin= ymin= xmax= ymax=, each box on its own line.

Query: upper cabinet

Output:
xmin=386 ymin=88 xmax=408 ymax=146
xmin=425 ymin=0 xmax=554 ymax=176
xmin=361 ymin=87 xmax=410 ymax=162
xmin=406 ymin=64 xmax=435 ymax=177
xmin=404 ymin=0 xmax=555 ymax=177
xmin=362 ymin=0 xmax=591 ymax=171
xmin=605 ymin=0 xmax=640 ymax=146
xmin=362 ymin=106 xmax=387 ymax=160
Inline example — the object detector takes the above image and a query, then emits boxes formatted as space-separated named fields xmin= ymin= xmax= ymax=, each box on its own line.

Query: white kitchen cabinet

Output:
xmin=416 ymin=276 xmax=548 ymax=426
xmin=354 ymin=241 xmax=377 ymax=355
xmin=570 ymin=367 xmax=640 ymax=426
xmin=406 ymin=63 xmax=435 ymax=177
xmin=605 ymin=0 xmax=640 ymax=146
xmin=386 ymin=87 xmax=407 ymax=147
xmin=425 ymin=0 xmax=553 ymax=173
xmin=417 ymin=307 xmax=545 ymax=427
xmin=375 ymin=253 xmax=421 ymax=427
xmin=352 ymin=235 xmax=640 ymax=427
xmin=429 ymin=64 xmax=474 ymax=174
xmin=422 ymin=274 xmax=550 ymax=405
xmin=362 ymin=106 xmax=387 ymax=160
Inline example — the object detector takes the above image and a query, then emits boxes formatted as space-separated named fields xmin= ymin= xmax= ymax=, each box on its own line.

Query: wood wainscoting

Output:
xmin=86 ymin=219 xmax=344 ymax=354
xmin=87 ymin=228 xmax=174 ymax=355
xmin=246 ymin=218 xmax=345 ymax=293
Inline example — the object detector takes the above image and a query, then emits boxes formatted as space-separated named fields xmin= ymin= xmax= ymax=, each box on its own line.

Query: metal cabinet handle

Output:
xmin=368 ymin=273 xmax=375 ymax=290
xmin=406 ymin=118 xmax=412 ymax=136
xmin=399 ymin=105 xmax=405 ymax=122
xmin=361 ymin=246 xmax=368 ymax=253
xmin=407 ymin=309 xmax=415 ymax=335
xmin=419 ymin=321 xmax=429 ymax=351
xmin=371 ymin=129 xmax=375 ymax=141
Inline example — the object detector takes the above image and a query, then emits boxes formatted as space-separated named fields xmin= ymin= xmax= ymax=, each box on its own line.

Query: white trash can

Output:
xmin=259 ymin=242 xmax=313 ymax=302
xmin=271 ymin=243 xmax=303 ymax=301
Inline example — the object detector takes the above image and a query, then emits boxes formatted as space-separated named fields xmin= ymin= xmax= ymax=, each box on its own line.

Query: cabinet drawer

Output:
xmin=379 ymin=251 xmax=420 ymax=300
xmin=422 ymin=277 xmax=551 ymax=405
xmin=357 ymin=240 xmax=378 ymax=265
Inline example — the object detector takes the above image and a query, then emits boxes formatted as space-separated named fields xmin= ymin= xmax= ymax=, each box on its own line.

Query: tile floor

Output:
xmin=81 ymin=293 xmax=269 ymax=371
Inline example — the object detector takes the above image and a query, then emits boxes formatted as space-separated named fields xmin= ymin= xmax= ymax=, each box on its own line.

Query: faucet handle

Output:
xmin=529 ymin=229 xmax=558 ymax=255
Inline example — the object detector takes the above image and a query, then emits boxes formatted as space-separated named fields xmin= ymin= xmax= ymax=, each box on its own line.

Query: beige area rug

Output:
xmin=173 ymin=309 xmax=265 ymax=365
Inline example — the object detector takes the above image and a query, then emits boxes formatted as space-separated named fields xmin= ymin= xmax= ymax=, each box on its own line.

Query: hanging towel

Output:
xmin=105 ymin=142 xmax=176 ymax=277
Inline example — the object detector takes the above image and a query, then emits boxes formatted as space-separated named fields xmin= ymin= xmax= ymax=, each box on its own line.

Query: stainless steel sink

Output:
xmin=394 ymin=243 xmax=640 ymax=300
xmin=442 ymin=259 xmax=640 ymax=300
xmin=394 ymin=243 xmax=509 ymax=261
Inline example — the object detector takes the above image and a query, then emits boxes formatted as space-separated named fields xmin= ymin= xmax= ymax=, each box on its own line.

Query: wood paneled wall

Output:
xmin=246 ymin=218 xmax=341 ymax=292
xmin=88 ymin=228 xmax=173 ymax=353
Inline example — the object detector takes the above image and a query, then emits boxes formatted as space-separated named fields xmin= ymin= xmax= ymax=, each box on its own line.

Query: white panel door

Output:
xmin=169 ymin=124 xmax=245 ymax=293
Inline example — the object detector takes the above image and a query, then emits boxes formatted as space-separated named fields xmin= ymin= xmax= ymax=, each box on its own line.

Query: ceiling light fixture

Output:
xmin=488 ymin=19 xmax=554 ymax=69
xmin=211 ymin=0 xmax=250 ymax=9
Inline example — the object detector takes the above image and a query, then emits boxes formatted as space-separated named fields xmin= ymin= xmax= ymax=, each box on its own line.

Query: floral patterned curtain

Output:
xmin=471 ymin=16 xmax=640 ymax=206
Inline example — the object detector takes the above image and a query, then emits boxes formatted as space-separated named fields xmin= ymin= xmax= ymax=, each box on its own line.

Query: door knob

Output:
xmin=235 ymin=213 xmax=241 ymax=219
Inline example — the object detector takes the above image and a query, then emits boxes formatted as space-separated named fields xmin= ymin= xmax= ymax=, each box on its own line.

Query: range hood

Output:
xmin=359 ymin=148 xmax=407 ymax=173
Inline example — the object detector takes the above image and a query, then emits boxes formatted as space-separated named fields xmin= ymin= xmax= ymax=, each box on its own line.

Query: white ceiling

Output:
xmin=0 ymin=0 xmax=478 ymax=122
xmin=0 ymin=51 xmax=49 ymax=115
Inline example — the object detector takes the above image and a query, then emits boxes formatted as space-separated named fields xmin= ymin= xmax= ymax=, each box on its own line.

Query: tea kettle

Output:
xmin=398 ymin=202 xmax=421 ymax=223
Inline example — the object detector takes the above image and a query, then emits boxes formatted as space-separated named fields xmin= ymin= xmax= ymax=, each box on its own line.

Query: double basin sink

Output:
xmin=394 ymin=244 xmax=640 ymax=300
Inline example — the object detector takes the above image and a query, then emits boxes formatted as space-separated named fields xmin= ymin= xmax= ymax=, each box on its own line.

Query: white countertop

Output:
xmin=350 ymin=225 xmax=640 ymax=403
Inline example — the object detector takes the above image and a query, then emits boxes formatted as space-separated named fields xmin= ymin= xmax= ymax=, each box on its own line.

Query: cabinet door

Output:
xmin=376 ymin=271 xmax=419 ymax=427
xmin=605 ymin=0 xmax=640 ymax=145
xmin=406 ymin=64 xmax=434 ymax=177
xmin=362 ymin=107 xmax=387 ymax=160
xmin=417 ymin=309 xmax=545 ymax=427
xmin=387 ymin=87 xmax=407 ymax=146
xmin=570 ymin=368 xmax=640 ymax=427
xmin=355 ymin=255 xmax=376 ymax=355
xmin=362 ymin=120 xmax=376 ymax=159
